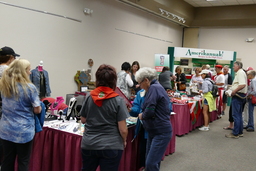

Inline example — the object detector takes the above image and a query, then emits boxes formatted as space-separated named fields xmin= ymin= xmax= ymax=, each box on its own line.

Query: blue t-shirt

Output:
xmin=0 ymin=83 xmax=41 ymax=143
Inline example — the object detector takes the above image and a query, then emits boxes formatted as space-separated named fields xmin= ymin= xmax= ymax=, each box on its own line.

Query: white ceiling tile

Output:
xmin=239 ymin=2 xmax=254 ymax=5
xmin=221 ymin=0 xmax=238 ymax=2
xmin=209 ymin=1 xmax=225 ymax=6
xmin=187 ymin=2 xmax=200 ymax=7
xmin=223 ymin=2 xmax=240 ymax=5
xmin=183 ymin=0 xmax=256 ymax=6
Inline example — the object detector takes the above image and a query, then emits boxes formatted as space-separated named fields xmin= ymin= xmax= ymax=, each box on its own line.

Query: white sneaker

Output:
xmin=199 ymin=126 xmax=209 ymax=131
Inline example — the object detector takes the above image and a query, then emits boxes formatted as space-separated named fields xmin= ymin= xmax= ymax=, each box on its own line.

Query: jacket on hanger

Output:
xmin=30 ymin=66 xmax=51 ymax=97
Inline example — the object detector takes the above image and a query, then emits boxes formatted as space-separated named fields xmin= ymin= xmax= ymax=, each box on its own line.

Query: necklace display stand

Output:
xmin=66 ymin=97 xmax=77 ymax=120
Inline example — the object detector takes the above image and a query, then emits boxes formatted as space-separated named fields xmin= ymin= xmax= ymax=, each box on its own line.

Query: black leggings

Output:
xmin=1 ymin=139 xmax=33 ymax=171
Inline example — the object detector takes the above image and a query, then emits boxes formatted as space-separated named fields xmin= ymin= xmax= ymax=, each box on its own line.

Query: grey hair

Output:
xmin=206 ymin=64 xmax=210 ymax=69
xmin=247 ymin=70 xmax=256 ymax=77
xmin=135 ymin=67 xmax=157 ymax=83
xmin=223 ymin=65 xmax=229 ymax=68
xmin=234 ymin=61 xmax=243 ymax=68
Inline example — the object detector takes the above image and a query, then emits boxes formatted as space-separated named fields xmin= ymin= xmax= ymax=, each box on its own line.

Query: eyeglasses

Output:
xmin=139 ymin=79 xmax=145 ymax=85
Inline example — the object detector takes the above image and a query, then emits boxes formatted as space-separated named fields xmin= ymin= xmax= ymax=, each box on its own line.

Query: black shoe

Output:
xmin=243 ymin=126 xmax=248 ymax=129
xmin=246 ymin=128 xmax=254 ymax=132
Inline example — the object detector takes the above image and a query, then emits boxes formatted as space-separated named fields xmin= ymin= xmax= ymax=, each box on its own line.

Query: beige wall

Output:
xmin=183 ymin=28 xmax=199 ymax=48
xmin=0 ymin=0 xmax=183 ymax=98
xmin=198 ymin=27 xmax=256 ymax=69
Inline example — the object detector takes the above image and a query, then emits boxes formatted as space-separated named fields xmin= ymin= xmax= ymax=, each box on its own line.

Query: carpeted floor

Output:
xmin=160 ymin=107 xmax=256 ymax=171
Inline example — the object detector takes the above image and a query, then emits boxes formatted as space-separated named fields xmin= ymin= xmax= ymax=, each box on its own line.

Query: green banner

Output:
xmin=192 ymin=58 xmax=216 ymax=65
xmin=174 ymin=61 xmax=180 ymax=65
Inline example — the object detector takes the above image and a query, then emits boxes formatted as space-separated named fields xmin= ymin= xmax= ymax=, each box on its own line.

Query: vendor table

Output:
xmin=15 ymin=115 xmax=176 ymax=171
xmin=173 ymin=101 xmax=218 ymax=136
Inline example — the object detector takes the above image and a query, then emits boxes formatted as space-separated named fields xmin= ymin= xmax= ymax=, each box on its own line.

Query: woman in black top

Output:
xmin=175 ymin=66 xmax=187 ymax=91
xmin=130 ymin=61 xmax=141 ymax=94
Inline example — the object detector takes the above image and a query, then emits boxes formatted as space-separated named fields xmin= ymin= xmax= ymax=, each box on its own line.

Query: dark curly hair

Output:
xmin=95 ymin=64 xmax=117 ymax=90
xmin=121 ymin=62 xmax=131 ymax=71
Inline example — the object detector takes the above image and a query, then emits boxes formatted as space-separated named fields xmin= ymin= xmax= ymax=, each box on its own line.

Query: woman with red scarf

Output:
xmin=80 ymin=64 xmax=128 ymax=171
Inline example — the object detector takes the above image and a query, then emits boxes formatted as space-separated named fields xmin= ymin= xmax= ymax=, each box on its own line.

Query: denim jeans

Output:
xmin=247 ymin=98 xmax=255 ymax=129
xmin=145 ymin=131 xmax=172 ymax=171
xmin=232 ymin=95 xmax=246 ymax=135
xmin=81 ymin=149 xmax=123 ymax=171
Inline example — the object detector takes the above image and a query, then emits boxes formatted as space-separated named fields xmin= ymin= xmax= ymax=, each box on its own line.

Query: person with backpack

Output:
xmin=214 ymin=65 xmax=225 ymax=118
xmin=198 ymin=70 xmax=217 ymax=131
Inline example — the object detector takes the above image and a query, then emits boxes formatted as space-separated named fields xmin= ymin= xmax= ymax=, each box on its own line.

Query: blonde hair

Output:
xmin=175 ymin=66 xmax=182 ymax=73
xmin=0 ymin=59 xmax=32 ymax=98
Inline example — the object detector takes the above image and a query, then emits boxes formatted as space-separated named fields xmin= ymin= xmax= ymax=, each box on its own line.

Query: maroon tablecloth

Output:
xmin=173 ymin=103 xmax=219 ymax=136
xmin=15 ymin=126 xmax=139 ymax=171
xmin=14 ymin=120 xmax=175 ymax=171
xmin=173 ymin=103 xmax=191 ymax=136
xmin=164 ymin=114 xmax=176 ymax=156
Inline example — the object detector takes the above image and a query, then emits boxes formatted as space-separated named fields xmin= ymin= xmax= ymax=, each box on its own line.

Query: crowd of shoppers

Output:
xmin=2 ymin=46 xmax=256 ymax=171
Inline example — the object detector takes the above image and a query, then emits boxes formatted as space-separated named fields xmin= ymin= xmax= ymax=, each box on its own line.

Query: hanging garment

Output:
xmin=30 ymin=67 xmax=51 ymax=97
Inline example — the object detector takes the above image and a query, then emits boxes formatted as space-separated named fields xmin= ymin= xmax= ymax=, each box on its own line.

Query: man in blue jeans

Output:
xmin=244 ymin=70 xmax=256 ymax=132
xmin=225 ymin=61 xmax=247 ymax=139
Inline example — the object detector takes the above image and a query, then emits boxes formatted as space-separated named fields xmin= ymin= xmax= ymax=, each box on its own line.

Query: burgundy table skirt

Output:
xmin=15 ymin=126 xmax=139 ymax=171
xmin=173 ymin=103 xmax=219 ymax=136
xmin=164 ymin=114 xmax=176 ymax=157
xmin=173 ymin=103 xmax=191 ymax=136
xmin=15 ymin=118 xmax=176 ymax=171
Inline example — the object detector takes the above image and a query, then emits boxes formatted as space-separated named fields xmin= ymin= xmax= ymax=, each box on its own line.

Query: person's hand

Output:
xmin=231 ymin=91 xmax=236 ymax=96
xmin=127 ymin=107 xmax=131 ymax=113
xmin=136 ymin=84 xmax=140 ymax=88
xmin=138 ymin=113 xmax=143 ymax=120
xmin=199 ymin=90 xmax=203 ymax=93
xmin=179 ymin=82 xmax=181 ymax=84
xmin=123 ymin=141 xmax=127 ymax=148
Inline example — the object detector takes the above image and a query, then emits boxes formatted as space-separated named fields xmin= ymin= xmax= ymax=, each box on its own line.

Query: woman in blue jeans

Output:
xmin=136 ymin=67 xmax=172 ymax=171
xmin=80 ymin=64 xmax=128 ymax=171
